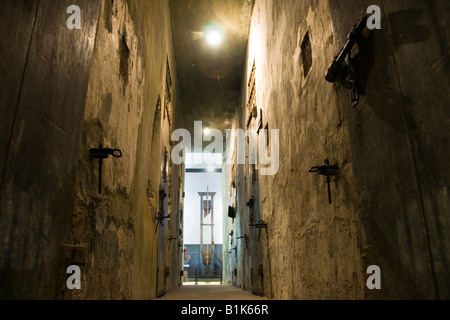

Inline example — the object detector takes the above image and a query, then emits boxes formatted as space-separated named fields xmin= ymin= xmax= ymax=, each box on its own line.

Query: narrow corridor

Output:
xmin=157 ymin=284 xmax=268 ymax=300
xmin=1 ymin=0 xmax=449 ymax=301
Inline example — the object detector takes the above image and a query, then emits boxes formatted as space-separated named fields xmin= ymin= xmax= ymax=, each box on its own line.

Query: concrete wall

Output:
xmin=223 ymin=0 xmax=450 ymax=300
xmin=328 ymin=0 xmax=450 ymax=299
xmin=0 ymin=0 xmax=184 ymax=301
xmin=62 ymin=0 xmax=183 ymax=300
xmin=2 ymin=0 xmax=448 ymax=301
xmin=224 ymin=0 xmax=365 ymax=299
xmin=0 ymin=0 xmax=101 ymax=300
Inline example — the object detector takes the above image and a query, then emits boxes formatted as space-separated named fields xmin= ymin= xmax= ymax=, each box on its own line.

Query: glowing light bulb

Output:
xmin=203 ymin=22 xmax=225 ymax=48
xmin=205 ymin=30 xmax=223 ymax=47
xmin=204 ymin=128 xmax=211 ymax=135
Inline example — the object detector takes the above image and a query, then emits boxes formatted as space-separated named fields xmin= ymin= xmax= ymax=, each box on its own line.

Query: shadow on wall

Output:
xmin=334 ymin=6 xmax=450 ymax=299
xmin=350 ymin=9 xmax=429 ymax=132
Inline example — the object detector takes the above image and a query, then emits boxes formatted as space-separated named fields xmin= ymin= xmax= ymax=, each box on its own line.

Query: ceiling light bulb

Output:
xmin=203 ymin=22 xmax=225 ymax=48
xmin=204 ymin=128 xmax=211 ymax=135
xmin=205 ymin=30 xmax=223 ymax=47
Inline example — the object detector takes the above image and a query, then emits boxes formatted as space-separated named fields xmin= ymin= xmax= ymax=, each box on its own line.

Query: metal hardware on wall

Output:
xmin=347 ymin=73 xmax=359 ymax=108
xmin=325 ymin=15 xmax=370 ymax=108
xmin=155 ymin=211 xmax=171 ymax=234
xmin=309 ymin=159 xmax=339 ymax=205
xmin=228 ymin=247 xmax=237 ymax=254
xmin=229 ymin=230 xmax=234 ymax=246
xmin=228 ymin=206 xmax=236 ymax=219
xmin=89 ymin=144 xmax=123 ymax=194
xmin=159 ymin=189 xmax=167 ymax=199
xmin=237 ymin=234 xmax=249 ymax=250
xmin=249 ymin=220 xmax=268 ymax=242
xmin=247 ymin=196 xmax=255 ymax=224
xmin=246 ymin=197 xmax=254 ymax=208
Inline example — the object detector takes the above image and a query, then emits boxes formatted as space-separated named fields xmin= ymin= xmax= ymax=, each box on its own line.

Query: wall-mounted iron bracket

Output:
xmin=249 ymin=220 xmax=268 ymax=242
xmin=228 ymin=247 xmax=237 ymax=254
xmin=155 ymin=211 xmax=171 ymax=234
xmin=229 ymin=230 xmax=234 ymax=246
xmin=237 ymin=234 xmax=249 ymax=250
xmin=309 ymin=159 xmax=339 ymax=205
xmin=89 ymin=144 xmax=123 ymax=194
xmin=325 ymin=15 xmax=369 ymax=108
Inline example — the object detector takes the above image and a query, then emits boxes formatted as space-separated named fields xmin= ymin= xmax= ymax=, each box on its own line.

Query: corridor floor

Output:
xmin=157 ymin=283 xmax=269 ymax=300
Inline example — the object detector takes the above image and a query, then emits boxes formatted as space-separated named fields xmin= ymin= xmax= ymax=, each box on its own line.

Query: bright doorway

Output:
xmin=182 ymin=153 xmax=223 ymax=284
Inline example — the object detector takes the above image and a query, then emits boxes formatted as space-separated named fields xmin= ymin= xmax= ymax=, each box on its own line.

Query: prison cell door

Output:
xmin=156 ymin=185 xmax=168 ymax=297
xmin=155 ymin=92 xmax=172 ymax=298
xmin=248 ymin=129 xmax=264 ymax=296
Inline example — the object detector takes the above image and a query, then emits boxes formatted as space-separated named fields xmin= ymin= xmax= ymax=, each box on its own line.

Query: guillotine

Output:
xmin=198 ymin=189 xmax=216 ymax=277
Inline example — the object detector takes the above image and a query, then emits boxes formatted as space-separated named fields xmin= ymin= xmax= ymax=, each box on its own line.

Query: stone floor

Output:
xmin=157 ymin=283 xmax=269 ymax=300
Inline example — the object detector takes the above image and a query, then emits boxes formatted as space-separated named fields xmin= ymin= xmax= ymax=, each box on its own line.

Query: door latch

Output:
xmin=249 ymin=220 xmax=268 ymax=242
xmin=155 ymin=211 xmax=171 ymax=234
xmin=325 ymin=15 xmax=369 ymax=108
xmin=309 ymin=159 xmax=339 ymax=205
xmin=228 ymin=247 xmax=237 ymax=254
xmin=89 ymin=144 xmax=123 ymax=194
xmin=237 ymin=234 xmax=249 ymax=250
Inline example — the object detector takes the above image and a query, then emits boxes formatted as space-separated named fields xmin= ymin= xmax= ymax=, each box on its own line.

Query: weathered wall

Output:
xmin=328 ymin=0 xmax=450 ymax=299
xmin=224 ymin=0 xmax=450 ymax=300
xmin=0 ymin=0 xmax=100 ymax=299
xmin=64 ymin=0 xmax=183 ymax=300
xmin=2 ymin=0 xmax=448 ymax=301
xmin=222 ymin=113 xmax=240 ymax=288
xmin=224 ymin=0 xmax=365 ymax=300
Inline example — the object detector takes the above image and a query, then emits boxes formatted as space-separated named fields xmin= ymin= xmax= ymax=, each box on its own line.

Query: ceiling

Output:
xmin=170 ymin=0 xmax=254 ymax=150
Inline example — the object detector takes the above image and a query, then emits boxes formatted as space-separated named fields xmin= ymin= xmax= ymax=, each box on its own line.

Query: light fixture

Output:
xmin=203 ymin=22 xmax=225 ymax=48
xmin=205 ymin=30 xmax=223 ymax=47
xmin=204 ymin=128 xmax=211 ymax=135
